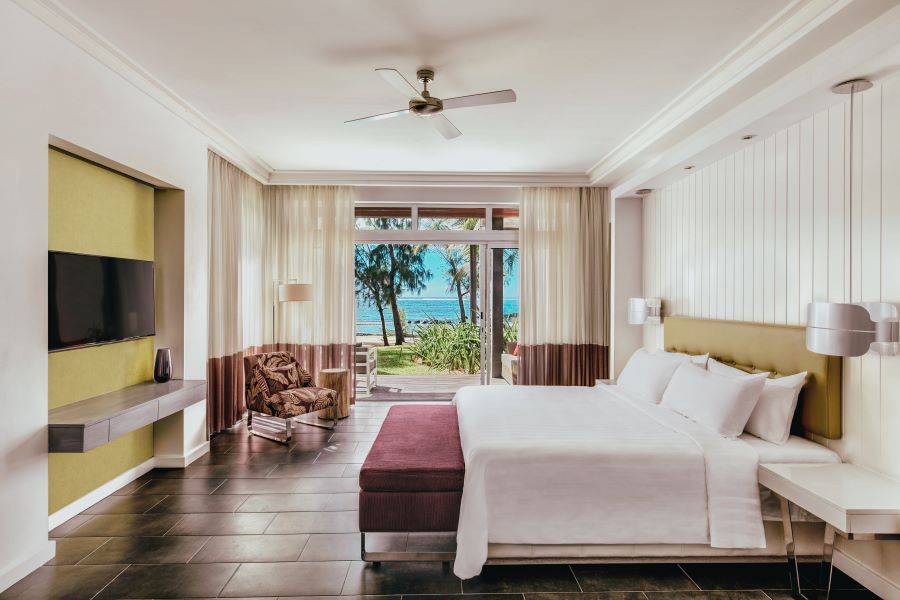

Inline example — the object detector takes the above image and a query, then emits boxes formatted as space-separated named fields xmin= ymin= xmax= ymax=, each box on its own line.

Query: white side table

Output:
xmin=759 ymin=463 xmax=900 ymax=600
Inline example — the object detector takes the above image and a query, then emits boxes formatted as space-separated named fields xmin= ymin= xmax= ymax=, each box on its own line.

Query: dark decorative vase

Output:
xmin=154 ymin=348 xmax=172 ymax=383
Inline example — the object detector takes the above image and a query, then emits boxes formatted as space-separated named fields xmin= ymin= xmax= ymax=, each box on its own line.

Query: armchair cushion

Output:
xmin=262 ymin=387 xmax=337 ymax=417
xmin=260 ymin=363 xmax=303 ymax=394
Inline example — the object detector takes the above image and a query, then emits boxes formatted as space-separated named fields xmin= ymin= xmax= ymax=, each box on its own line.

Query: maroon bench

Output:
xmin=359 ymin=404 xmax=464 ymax=562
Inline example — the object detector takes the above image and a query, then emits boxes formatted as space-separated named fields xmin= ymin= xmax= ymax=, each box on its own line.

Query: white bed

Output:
xmin=452 ymin=382 xmax=839 ymax=579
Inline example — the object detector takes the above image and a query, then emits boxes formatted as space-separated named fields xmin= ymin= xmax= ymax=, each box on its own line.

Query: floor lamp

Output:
xmin=272 ymin=281 xmax=313 ymax=344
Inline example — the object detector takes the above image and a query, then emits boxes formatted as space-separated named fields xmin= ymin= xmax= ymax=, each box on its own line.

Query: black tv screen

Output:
xmin=49 ymin=251 xmax=155 ymax=351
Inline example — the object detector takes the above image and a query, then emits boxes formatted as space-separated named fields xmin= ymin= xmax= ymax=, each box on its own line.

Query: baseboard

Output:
xmin=48 ymin=456 xmax=156 ymax=530
xmin=48 ymin=442 xmax=210 ymax=530
xmin=835 ymin=547 xmax=900 ymax=599
xmin=0 ymin=539 xmax=55 ymax=593
xmin=154 ymin=441 xmax=209 ymax=468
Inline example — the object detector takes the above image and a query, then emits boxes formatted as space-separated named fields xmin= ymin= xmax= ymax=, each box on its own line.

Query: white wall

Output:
xmin=641 ymin=72 xmax=900 ymax=588
xmin=612 ymin=197 xmax=643 ymax=376
xmin=0 ymin=0 xmax=211 ymax=589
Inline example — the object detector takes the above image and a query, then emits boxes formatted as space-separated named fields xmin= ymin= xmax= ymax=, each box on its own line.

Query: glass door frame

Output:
xmin=481 ymin=242 xmax=519 ymax=385
xmin=354 ymin=204 xmax=518 ymax=386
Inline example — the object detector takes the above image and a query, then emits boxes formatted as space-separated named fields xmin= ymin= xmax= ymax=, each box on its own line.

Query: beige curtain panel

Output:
xmin=207 ymin=151 xmax=355 ymax=435
xmin=519 ymin=186 xmax=611 ymax=386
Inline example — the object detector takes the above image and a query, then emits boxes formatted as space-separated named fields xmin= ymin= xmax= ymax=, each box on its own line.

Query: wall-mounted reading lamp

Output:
xmin=628 ymin=298 xmax=662 ymax=325
xmin=805 ymin=79 xmax=899 ymax=357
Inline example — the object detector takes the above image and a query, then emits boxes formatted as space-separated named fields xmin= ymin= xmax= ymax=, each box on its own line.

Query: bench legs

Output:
xmin=360 ymin=532 xmax=456 ymax=564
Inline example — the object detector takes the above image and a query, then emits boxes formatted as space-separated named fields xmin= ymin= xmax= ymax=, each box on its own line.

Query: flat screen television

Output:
xmin=49 ymin=251 xmax=155 ymax=351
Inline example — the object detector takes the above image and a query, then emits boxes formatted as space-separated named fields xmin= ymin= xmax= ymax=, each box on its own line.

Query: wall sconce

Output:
xmin=804 ymin=78 xmax=900 ymax=357
xmin=628 ymin=298 xmax=662 ymax=325
xmin=807 ymin=302 xmax=899 ymax=357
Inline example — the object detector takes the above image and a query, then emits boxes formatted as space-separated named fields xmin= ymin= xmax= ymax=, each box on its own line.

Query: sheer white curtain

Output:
xmin=519 ymin=186 xmax=610 ymax=385
xmin=207 ymin=152 xmax=355 ymax=434
xmin=263 ymin=185 xmax=355 ymax=385
xmin=207 ymin=151 xmax=266 ymax=433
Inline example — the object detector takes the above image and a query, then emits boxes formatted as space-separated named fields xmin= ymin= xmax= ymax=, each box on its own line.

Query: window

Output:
xmin=492 ymin=207 xmax=519 ymax=231
xmin=355 ymin=206 xmax=412 ymax=230
xmin=418 ymin=207 xmax=485 ymax=231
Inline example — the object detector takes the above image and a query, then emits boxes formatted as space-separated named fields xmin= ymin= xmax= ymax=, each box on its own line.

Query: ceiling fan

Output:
xmin=344 ymin=68 xmax=516 ymax=140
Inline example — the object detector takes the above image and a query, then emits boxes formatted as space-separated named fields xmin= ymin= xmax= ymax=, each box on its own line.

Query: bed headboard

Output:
xmin=663 ymin=316 xmax=842 ymax=439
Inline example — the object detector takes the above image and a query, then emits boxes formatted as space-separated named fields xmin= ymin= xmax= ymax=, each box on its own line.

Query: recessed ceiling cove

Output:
xmin=57 ymin=0 xmax=787 ymax=173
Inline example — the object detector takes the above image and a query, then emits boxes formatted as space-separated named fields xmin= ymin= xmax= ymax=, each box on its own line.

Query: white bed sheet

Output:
xmin=452 ymin=383 xmax=766 ymax=579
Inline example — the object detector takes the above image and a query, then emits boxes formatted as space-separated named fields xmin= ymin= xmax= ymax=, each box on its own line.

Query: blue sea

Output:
xmin=356 ymin=297 xmax=519 ymax=334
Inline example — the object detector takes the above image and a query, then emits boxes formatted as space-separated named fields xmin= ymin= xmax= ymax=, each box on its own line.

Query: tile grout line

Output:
xmin=74 ymin=536 xmax=113 ymax=566
xmin=677 ymin=564 xmax=703 ymax=591
xmin=87 ymin=563 xmax=130 ymax=600
xmin=140 ymin=493 xmax=170 ymax=514
xmin=185 ymin=535 xmax=213 ymax=564
xmin=568 ymin=564 xmax=584 ymax=593
xmin=213 ymin=561 xmax=242 ymax=598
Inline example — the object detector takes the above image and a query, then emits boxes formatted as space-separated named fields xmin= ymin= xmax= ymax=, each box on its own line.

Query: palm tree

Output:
xmin=354 ymin=245 xmax=391 ymax=346
xmin=380 ymin=243 xmax=431 ymax=345
xmin=438 ymin=246 xmax=469 ymax=322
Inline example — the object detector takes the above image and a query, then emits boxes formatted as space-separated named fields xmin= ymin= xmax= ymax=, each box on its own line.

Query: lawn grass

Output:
xmin=375 ymin=344 xmax=443 ymax=375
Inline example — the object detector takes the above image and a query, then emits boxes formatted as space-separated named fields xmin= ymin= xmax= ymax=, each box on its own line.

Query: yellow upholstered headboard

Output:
xmin=664 ymin=316 xmax=842 ymax=439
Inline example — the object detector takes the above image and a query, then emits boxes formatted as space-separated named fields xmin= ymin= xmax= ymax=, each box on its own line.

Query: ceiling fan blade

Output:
xmin=344 ymin=108 xmax=410 ymax=125
xmin=442 ymin=89 xmax=517 ymax=111
xmin=376 ymin=68 xmax=424 ymax=101
xmin=427 ymin=114 xmax=461 ymax=140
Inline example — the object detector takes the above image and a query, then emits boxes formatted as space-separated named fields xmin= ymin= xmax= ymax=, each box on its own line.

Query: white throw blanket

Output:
xmin=452 ymin=384 xmax=765 ymax=579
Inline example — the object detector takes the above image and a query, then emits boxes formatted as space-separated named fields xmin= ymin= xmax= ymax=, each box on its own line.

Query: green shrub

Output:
xmin=411 ymin=321 xmax=482 ymax=374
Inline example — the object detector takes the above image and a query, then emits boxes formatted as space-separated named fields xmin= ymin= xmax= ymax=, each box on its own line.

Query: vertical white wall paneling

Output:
xmin=786 ymin=124 xmax=801 ymax=325
xmin=764 ymin=135 xmax=776 ymax=324
xmin=717 ymin=160 xmax=727 ymax=319
xmin=828 ymin=103 xmax=846 ymax=304
xmin=743 ymin=147 xmax=754 ymax=321
xmin=640 ymin=75 xmax=900 ymax=485
xmin=859 ymin=85 xmax=882 ymax=470
xmin=733 ymin=153 xmax=744 ymax=322
xmin=775 ymin=129 xmax=788 ymax=324
xmin=754 ymin=142 xmax=765 ymax=322
xmin=813 ymin=110 xmax=830 ymax=304
xmin=880 ymin=75 xmax=900 ymax=476
xmin=799 ymin=117 xmax=814 ymax=324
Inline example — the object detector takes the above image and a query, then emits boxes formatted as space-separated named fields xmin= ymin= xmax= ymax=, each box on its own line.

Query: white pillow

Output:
xmin=661 ymin=362 xmax=768 ymax=439
xmin=708 ymin=359 xmax=807 ymax=445
xmin=657 ymin=349 xmax=710 ymax=368
xmin=617 ymin=348 xmax=689 ymax=403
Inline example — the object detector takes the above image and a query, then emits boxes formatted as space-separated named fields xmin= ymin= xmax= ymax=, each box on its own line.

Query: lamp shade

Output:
xmin=806 ymin=301 xmax=899 ymax=357
xmin=628 ymin=298 xmax=662 ymax=325
xmin=628 ymin=298 xmax=649 ymax=325
xmin=278 ymin=283 xmax=313 ymax=303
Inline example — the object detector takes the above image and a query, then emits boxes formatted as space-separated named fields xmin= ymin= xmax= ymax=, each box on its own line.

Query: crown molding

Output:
xmin=267 ymin=170 xmax=592 ymax=187
xmin=13 ymin=0 xmax=272 ymax=183
xmin=610 ymin=4 xmax=900 ymax=200
xmin=588 ymin=0 xmax=852 ymax=185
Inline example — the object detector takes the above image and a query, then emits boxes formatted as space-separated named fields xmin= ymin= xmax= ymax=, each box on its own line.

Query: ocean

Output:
xmin=356 ymin=297 xmax=519 ymax=334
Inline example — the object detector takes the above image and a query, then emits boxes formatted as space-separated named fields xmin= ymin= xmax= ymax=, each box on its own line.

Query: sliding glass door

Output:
xmin=354 ymin=204 xmax=517 ymax=396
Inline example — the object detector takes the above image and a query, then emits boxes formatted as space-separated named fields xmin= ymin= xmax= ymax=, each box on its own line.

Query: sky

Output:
xmin=415 ymin=246 xmax=519 ymax=299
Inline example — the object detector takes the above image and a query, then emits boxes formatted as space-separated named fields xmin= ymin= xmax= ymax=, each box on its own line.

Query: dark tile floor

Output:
xmin=2 ymin=402 xmax=877 ymax=600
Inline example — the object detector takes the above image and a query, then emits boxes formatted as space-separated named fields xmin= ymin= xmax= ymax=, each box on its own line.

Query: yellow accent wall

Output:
xmin=48 ymin=148 xmax=156 ymax=514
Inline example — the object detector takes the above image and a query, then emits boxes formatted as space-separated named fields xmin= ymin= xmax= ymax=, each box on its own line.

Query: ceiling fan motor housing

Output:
xmin=410 ymin=95 xmax=443 ymax=115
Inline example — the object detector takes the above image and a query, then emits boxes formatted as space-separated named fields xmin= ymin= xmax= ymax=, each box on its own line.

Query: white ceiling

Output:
xmin=58 ymin=0 xmax=790 ymax=174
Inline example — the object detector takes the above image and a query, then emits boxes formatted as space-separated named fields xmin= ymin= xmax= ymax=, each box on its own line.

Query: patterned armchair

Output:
xmin=243 ymin=351 xmax=338 ymax=442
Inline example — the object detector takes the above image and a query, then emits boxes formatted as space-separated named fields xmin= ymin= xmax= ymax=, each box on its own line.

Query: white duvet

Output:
xmin=452 ymin=384 xmax=766 ymax=579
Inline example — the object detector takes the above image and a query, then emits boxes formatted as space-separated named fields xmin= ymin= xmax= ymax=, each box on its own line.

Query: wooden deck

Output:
xmin=360 ymin=374 xmax=507 ymax=401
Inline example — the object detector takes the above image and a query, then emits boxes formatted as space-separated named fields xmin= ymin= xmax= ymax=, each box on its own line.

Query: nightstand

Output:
xmin=759 ymin=463 xmax=900 ymax=600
